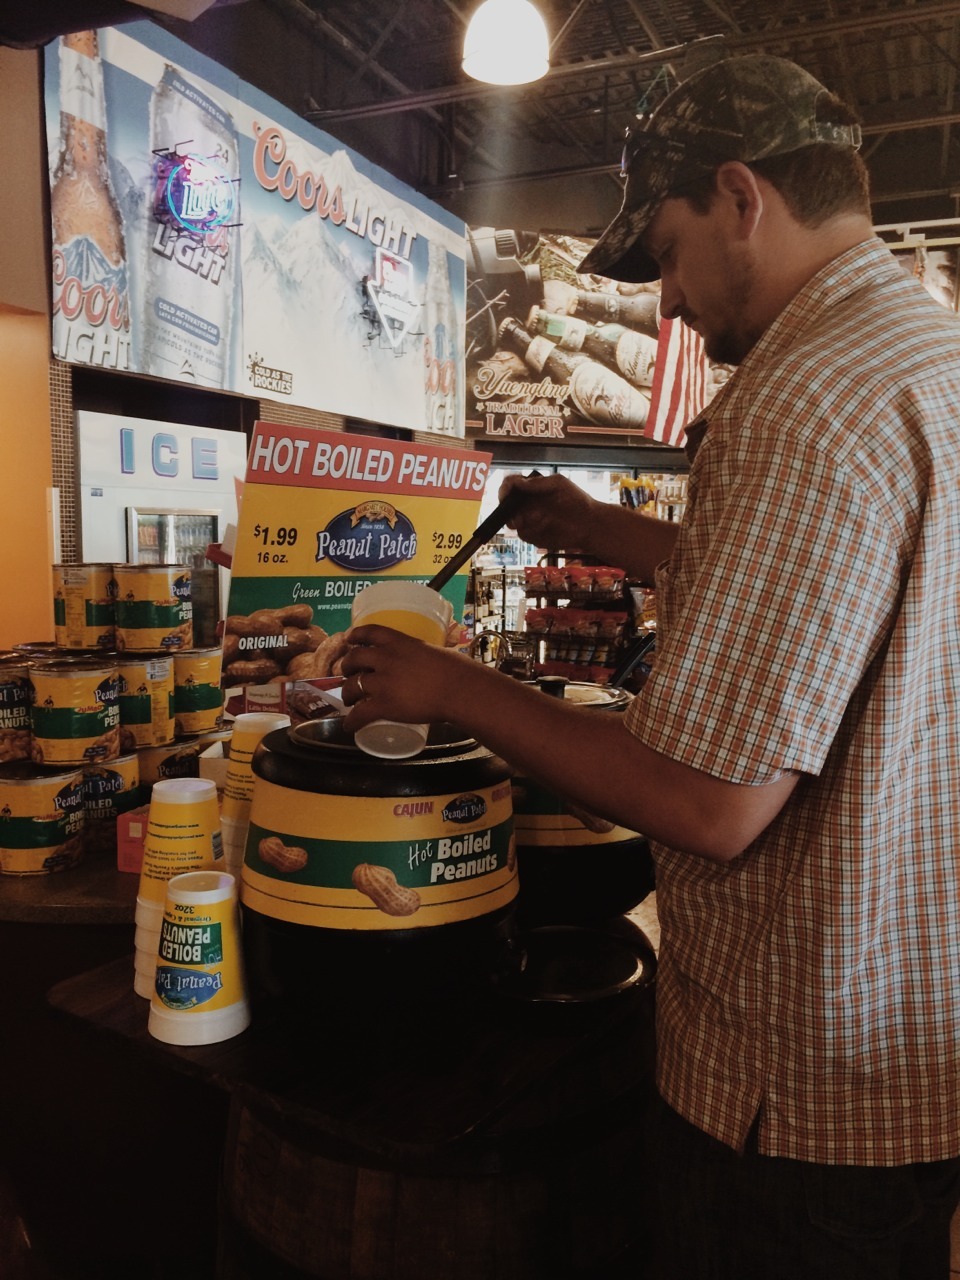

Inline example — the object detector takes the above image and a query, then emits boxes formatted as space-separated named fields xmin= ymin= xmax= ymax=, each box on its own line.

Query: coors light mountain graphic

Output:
xmin=241 ymin=144 xmax=436 ymax=430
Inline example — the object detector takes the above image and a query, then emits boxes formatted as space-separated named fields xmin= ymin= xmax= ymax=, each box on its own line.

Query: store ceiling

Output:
xmin=282 ymin=0 xmax=960 ymax=232
xmin=11 ymin=0 xmax=960 ymax=234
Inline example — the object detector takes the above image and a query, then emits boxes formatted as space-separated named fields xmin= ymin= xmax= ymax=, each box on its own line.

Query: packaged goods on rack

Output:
xmin=617 ymin=473 xmax=688 ymax=519
xmin=523 ymin=606 xmax=629 ymax=683
xmin=523 ymin=563 xmax=625 ymax=603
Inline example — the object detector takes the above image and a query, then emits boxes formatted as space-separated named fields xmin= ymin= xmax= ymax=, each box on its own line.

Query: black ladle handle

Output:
xmin=427 ymin=470 xmax=542 ymax=593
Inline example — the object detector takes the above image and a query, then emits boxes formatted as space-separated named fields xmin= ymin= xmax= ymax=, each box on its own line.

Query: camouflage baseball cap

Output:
xmin=578 ymin=54 xmax=862 ymax=283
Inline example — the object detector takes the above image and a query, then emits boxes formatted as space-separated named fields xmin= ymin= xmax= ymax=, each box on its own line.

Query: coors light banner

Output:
xmin=44 ymin=23 xmax=467 ymax=438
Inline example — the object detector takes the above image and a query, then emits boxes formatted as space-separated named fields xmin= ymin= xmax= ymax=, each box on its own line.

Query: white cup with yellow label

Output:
xmin=350 ymin=581 xmax=453 ymax=759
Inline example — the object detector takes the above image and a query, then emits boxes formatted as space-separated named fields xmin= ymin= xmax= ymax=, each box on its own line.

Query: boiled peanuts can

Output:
xmin=115 ymin=564 xmax=192 ymax=652
xmin=117 ymin=654 xmax=175 ymax=749
xmin=28 ymin=659 xmax=121 ymax=766
xmin=0 ymin=762 xmax=85 ymax=874
xmin=52 ymin=563 xmax=118 ymax=650
xmin=0 ymin=653 xmax=33 ymax=763
xmin=82 ymin=752 xmax=141 ymax=856
xmin=173 ymin=648 xmax=224 ymax=735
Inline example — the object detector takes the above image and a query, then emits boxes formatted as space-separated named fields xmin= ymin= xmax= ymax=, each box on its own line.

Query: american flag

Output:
xmin=644 ymin=315 xmax=707 ymax=449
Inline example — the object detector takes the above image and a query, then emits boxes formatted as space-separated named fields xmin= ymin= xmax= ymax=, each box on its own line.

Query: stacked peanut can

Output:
xmin=0 ymin=562 xmax=226 ymax=875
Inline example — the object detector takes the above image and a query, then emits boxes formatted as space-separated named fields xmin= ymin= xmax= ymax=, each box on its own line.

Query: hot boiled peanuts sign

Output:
xmin=222 ymin=424 xmax=490 ymax=689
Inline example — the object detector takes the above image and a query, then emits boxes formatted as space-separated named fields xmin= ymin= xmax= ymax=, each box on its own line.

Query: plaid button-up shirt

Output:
xmin=627 ymin=238 xmax=960 ymax=1163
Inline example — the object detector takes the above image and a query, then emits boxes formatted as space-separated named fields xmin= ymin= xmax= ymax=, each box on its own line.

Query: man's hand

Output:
xmin=497 ymin=472 xmax=599 ymax=552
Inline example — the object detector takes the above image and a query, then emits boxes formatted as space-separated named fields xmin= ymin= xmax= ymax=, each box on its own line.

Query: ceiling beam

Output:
xmin=307 ymin=0 xmax=960 ymax=122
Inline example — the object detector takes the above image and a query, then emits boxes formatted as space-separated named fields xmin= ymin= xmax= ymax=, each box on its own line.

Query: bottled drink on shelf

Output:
xmin=498 ymin=318 xmax=649 ymax=431
xmin=573 ymin=288 xmax=660 ymax=337
xmin=50 ymin=29 xmax=131 ymax=370
xmin=527 ymin=308 xmax=659 ymax=388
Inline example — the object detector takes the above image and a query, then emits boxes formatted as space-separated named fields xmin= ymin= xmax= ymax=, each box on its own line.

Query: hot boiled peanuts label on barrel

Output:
xmin=242 ymin=779 xmax=517 ymax=929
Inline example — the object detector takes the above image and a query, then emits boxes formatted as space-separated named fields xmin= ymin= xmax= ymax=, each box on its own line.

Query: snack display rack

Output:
xmin=516 ymin=556 xmax=631 ymax=685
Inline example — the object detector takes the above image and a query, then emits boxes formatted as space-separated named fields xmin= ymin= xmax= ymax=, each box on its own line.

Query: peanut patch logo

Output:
xmin=315 ymin=504 xmax=418 ymax=572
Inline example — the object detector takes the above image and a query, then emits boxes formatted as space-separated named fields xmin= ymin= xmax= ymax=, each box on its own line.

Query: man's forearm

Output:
xmin=576 ymin=503 xmax=679 ymax=583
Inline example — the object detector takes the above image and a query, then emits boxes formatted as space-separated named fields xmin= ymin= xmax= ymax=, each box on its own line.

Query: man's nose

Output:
xmin=658 ymin=277 xmax=683 ymax=320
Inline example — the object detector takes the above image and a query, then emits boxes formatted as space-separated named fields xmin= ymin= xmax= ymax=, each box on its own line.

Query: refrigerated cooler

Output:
xmin=126 ymin=507 xmax=222 ymax=646
xmin=77 ymin=411 xmax=248 ymax=648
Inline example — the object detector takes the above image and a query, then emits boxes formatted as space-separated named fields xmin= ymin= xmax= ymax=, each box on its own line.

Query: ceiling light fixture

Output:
xmin=462 ymin=0 xmax=550 ymax=86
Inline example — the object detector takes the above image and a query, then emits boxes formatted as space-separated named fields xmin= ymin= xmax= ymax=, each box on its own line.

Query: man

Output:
xmin=342 ymin=54 xmax=960 ymax=1277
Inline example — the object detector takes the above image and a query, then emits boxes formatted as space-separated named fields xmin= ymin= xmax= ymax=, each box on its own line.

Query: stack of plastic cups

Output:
xmin=219 ymin=713 xmax=290 ymax=876
xmin=134 ymin=777 xmax=223 ymax=998
xmin=148 ymin=870 xmax=251 ymax=1045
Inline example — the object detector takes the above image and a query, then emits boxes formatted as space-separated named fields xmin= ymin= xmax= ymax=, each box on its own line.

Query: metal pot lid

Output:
xmin=530 ymin=678 xmax=631 ymax=709
xmin=289 ymin=716 xmax=478 ymax=758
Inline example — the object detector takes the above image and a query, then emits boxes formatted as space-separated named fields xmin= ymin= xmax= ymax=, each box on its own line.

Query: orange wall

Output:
xmin=0 ymin=307 xmax=55 ymax=648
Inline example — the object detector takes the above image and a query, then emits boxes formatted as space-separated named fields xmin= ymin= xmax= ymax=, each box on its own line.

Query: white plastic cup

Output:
xmin=147 ymin=870 xmax=250 ymax=1046
xmin=137 ymin=777 xmax=223 ymax=916
xmin=133 ymin=923 xmax=161 ymax=999
xmin=220 ymin=713 xmax=290 ymax=874
xmin=350 ymin=581 xmax=453 ymax=760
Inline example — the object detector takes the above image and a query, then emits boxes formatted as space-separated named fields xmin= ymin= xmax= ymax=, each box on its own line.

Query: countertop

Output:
xmin=0 ymin=856 xmax=138 ymax=925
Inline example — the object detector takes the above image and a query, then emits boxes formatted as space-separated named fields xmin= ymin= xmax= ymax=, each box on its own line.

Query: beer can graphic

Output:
xmin=0 ymin=763 xmax=85 ymax=875
xmin=115 ymin=565 xmax=193 ymax=652
xmin=139 ymin=63 xmax=240 ymax=388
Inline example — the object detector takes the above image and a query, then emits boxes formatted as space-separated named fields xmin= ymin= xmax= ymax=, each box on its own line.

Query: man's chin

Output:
xmin=704 ymin=332 xmax=746 ymax=366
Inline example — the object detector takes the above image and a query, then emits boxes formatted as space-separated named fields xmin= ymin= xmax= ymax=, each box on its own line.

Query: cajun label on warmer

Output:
xmin=240 ymin=778 xmax=517 ymax=930
xmin=222 ymin=425 xmax=491 ymax=686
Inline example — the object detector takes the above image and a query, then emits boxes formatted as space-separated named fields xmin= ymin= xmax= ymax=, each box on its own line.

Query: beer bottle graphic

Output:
xmin=50 ymin=29 xmax=131 ymax=370
xmin=141 ymin=63 xmax=240 ymax=389
xmin=527 ymin=307 xmax=659 ymax=389
xmin=572 ymin=288 xmax=660 ymax=338
xmin=498 ymin=317 xmax=649 ymax=431
xmin=423 ymin=241 xmax=461 ymax=436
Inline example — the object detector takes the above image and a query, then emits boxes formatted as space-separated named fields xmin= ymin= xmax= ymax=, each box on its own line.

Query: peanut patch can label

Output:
xmin=0 ymin=660 xmax=32 ymax=763
xmin=53 ymin=563 xmax=117 ymax=650
xmin=118 ymin=655 xmax=175 ymax=747
xmin=137 ymin=738 xmax=202 ymax=788
xmin=82 ymin=753 xmax=141 ymax=855
xmin=173 ymin=649 xmax=224 ymax=734
xmin=241 ymin=779 xmax=517 ymax=930
xmin=115 ymin=565 xmax=193 ymax=651
xmin=29 ymin=663 xmax=120 ymax=765
xmin=0 ymin=766 xmax=85 ymax=874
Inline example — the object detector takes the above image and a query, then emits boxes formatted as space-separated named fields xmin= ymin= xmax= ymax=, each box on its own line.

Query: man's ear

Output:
xmin=714 ymin=161 xmax=764 ymax=238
